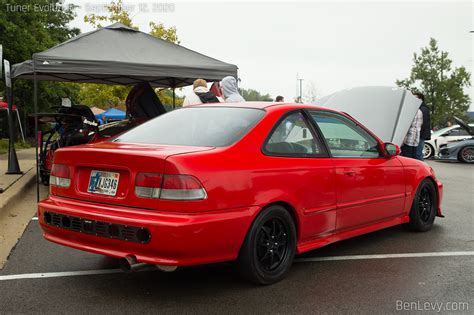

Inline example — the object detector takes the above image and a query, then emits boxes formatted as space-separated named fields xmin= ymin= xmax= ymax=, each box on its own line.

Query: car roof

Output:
xmin=188 ymin=101 xmax=334 ymax=112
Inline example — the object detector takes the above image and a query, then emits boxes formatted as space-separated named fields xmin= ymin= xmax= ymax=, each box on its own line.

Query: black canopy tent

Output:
xmin=11 ymin=22 xmax=238 ymax=200
xmin=12 ymin=23 xmax=238 ymax=87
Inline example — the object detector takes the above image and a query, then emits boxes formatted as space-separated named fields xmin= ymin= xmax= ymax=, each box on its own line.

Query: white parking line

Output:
xmin=294 ymin=251 xmax=474 ymax=263
xmin=31 ymin=217 xmax=38 ymax=221
xmin=1 ymin=251 xmax=473 ymax=281
xmin=0 ymin=269 xmax=123 ymax=281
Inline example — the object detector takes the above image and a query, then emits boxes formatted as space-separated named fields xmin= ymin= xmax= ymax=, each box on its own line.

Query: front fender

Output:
xmin=398 ymin=157 xmax=444 ymax=217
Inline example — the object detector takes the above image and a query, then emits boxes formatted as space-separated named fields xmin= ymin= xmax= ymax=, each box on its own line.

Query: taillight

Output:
xmin=134 ymin=173 xmax=206 ymax=200
xmin=135 ymin=173 xmax=162 ymax=199
xmin=160 ymin=175 xmax=207 ymax=200
xmin=50 ymin=164 xmax=71 ymax=188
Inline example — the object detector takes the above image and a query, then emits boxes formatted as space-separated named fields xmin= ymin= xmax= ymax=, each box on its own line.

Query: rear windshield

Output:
xmin=115 ymin=107 xmax=265 ymax=147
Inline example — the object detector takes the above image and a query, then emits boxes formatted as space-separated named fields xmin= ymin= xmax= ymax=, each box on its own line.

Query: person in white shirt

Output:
xmin=183 ymin=79 xmax=220 ymax=106
xmin=401 ymin=109 xmax=423 ymax=159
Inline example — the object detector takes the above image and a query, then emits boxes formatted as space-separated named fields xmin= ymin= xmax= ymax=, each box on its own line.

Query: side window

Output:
xmin=309 ymin=111 xmax=381 ymax=158
xmin=452 ymin=128 xmax=469 ymax=136
xmin=264 ymin=111 xmax=324 ymax=157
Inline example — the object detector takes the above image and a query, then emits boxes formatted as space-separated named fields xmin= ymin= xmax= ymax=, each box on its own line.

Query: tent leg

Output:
xmin=172 ymin=88 xmax=176 ymax=109
xmin=16 ymin=110 xmax=25 ymax=142
xmin=5 ymin=81 xmax=22 ymax=175
xmin=11 ymin=79 xmax=25 ymax=142
xmin=34 ymin=70 xmax=39 ymax=202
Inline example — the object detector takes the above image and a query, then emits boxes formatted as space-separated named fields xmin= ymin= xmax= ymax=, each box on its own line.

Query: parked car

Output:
xmin=39 ymin=102 xmax=443 ymax=284
xmin=437 ymin=117 xmax=474 ymax=163
xmin=34 ymin=83 xmax=167 ymax=185
xmin=424 ymin=123 xmax=474 ymax=159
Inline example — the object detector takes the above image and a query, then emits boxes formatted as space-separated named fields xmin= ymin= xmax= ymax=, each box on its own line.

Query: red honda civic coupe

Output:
xmin=39 ymin=102 xmax=443 ymax=284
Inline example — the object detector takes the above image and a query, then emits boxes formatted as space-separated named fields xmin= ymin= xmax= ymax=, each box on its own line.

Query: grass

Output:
xmin=0 ymin=139 xmax=32 ymax=155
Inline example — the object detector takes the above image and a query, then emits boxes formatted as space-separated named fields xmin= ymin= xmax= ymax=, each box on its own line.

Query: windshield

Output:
xmin=115 ymin=107 xmax=265 ymax=147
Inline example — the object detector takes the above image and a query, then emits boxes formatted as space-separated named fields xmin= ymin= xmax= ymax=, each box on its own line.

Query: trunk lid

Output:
xmin=51 ymin=141 xmax=213 ymax=209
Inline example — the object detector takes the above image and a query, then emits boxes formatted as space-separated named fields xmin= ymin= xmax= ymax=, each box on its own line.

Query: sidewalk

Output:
xmin=0 ymin=148 xmax=37 ymax=212
xmin=0 ymin=148 xmax=39 ymax=269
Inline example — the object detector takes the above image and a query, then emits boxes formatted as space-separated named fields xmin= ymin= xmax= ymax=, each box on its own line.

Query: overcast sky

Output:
xmin=67 ymin=0 xmax=473 ymax=107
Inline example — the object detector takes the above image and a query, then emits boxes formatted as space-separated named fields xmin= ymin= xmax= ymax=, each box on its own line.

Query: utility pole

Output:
xmin=296 ymin=73 xmax=304 ymax=103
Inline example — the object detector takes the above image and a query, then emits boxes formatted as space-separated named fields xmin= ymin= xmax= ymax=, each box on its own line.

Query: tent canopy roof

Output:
xmin=12 ymin=23 xmax=238 ymax=88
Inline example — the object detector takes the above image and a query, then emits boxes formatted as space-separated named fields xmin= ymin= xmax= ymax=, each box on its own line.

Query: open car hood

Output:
xmin=454 ymin=116 xmax=474 ymax=136
xmin=126 ymin=82 xmax=167 ymax=120
xmin=316 ymin=86 xmax=421 ymax=146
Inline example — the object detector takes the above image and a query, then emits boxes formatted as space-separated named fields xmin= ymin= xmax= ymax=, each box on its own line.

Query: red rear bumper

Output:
xmin=38 ymin=196 xmax=259 ymax=266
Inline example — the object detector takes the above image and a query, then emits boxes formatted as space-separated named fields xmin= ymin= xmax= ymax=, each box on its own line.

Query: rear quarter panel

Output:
xmin=163 ymin=107 xmax=337 ymax=243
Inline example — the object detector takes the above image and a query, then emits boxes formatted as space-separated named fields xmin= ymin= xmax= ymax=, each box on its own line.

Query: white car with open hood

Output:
xmin=316 ymin=86 xmax=421 ymax=147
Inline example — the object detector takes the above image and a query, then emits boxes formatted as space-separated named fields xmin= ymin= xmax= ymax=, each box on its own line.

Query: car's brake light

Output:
xmin=160 ymin=175 xmax=207 ymax=200
xmin=50 ymin=164 xmax=71 ymax=188
xmin=134 ymin=173 xmax=206 ymax=200
xmin=135 ymin=173 xmax=162 ymax=199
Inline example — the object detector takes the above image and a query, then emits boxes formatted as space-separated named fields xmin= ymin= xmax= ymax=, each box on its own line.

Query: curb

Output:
xmin=0 ymin=168 xmax=37 ymax=215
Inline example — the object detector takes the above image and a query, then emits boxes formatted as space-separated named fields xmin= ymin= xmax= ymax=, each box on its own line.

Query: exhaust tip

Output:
xmin=156 ymin=264 xmax=178 ymax=272
xmin=119 ymin=255 xmax=136 ymax=272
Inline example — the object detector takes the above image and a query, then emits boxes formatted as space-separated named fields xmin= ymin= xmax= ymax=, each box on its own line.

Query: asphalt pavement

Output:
xmin=0 ymin=160 xmax=472 ymax=314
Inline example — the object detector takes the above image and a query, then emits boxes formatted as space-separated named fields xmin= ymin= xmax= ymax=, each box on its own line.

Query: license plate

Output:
xmin=87 ymin=170 xmax=120 ymax=196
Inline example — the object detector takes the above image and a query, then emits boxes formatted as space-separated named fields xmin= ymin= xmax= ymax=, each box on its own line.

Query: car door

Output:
xmin=261 ymin=110 xmax=337 ymax=242
xmin=307 ymin=110 xmax=405 ymax=232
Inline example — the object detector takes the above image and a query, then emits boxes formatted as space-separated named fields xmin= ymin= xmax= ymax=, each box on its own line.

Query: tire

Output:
xmin=458 ymin=145 xmax=474 ymax=163
xmin=406 ymin=179 xmax=437 ymax=232
xmin=238 ymin=205 xmax=296 ymax=285
xmin=423 ymin=143 xmax=434 ymax=159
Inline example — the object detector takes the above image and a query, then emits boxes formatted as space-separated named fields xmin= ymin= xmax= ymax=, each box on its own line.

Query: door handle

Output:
xmin=343 ymin=170 xmax=355 ymax=176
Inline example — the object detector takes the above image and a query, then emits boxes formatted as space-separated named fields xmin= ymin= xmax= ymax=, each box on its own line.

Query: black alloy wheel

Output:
xmin=418 ymin=187 xmax=432 ymax=222
xmin=238 ymin=205 xmax=296 ymax=285
xmin=256 ymin=218 xmax=289 ymax=272
xmin=406 ymin=179 xmax=437 ymax=232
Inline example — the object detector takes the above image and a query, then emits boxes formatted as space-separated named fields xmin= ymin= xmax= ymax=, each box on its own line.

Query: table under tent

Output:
xmin=11 ymin=22 xmax=238 ymax=200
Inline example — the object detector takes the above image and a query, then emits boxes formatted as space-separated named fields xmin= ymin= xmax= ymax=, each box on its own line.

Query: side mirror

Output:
xmin=385 ymin=143 xmax=400 ymax=157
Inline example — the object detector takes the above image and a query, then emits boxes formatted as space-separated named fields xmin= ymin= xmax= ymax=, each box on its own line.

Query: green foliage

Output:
xmin=79 ymin=0 xmax=180 ymax=108
xmin=396 ymin=38 xmax=471 ymax=128
xmin=84 ymin=0 xmax=136 ymax=29
xmin=78 ymin=84 xmax=131 ymax=110
xmin=0 ymin=138 xmax=31 ymax=155
xmin=149 ymin=22 xmax=180 ymax=44
xmin=240 ymin=88 xmax=272 ymax=101
xmin=0 ymin=0 xmax=81 ymax=114
xmin=156 ymin=88 xmax=183 ymax=107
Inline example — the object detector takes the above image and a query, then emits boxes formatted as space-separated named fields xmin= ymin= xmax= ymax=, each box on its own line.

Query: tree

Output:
xmin=0 ymin=0 xmax=80 ymax=114
xmin=240 ymin=88 xmax=273 ymax=101
xmin=396 ymin=38 xmax=471 ymax=128
xmin=79 ymin=0 xmax=181 ymax=108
